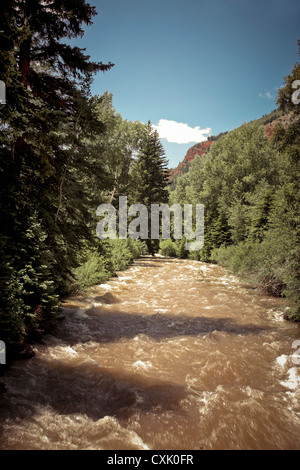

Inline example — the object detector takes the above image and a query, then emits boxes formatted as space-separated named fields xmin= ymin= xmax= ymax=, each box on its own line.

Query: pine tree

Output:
xmin=0 ymin=1 xmax=113 ymax=355
xmin=129 ymin=121 xmax=169 ymax=254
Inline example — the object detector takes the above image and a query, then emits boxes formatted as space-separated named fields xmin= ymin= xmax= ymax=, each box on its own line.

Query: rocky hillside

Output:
xmin=168 ymin=109 xmax=292 ymax=183
xmin=168 ymin=141 xmax=214 ymax=179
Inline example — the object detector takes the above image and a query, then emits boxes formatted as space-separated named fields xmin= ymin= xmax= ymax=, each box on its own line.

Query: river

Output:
xmin=0 ymin=255 xmax=299 ymax=450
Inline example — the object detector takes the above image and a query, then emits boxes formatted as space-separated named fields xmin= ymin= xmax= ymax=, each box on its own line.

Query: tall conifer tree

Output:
xmin=130 ymin=121 xmax=169 ymax=254
xmin=0 ymin=1 xmax=113 ymax=353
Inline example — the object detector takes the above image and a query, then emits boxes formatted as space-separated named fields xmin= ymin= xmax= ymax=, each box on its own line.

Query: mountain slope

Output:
xmin=168 ymin=109 xmax=293 ymax=183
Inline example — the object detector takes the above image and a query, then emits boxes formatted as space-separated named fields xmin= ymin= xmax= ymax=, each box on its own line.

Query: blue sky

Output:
xmin=78 ymin=0 xmax=300 ymax=167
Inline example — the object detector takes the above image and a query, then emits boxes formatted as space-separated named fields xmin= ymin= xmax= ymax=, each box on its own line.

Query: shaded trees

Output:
xmin=0 ymin=0 xmax=113 ymax=354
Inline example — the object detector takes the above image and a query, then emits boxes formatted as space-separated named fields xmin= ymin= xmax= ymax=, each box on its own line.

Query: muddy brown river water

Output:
xmin=0 ymin=255 xmax=299 ymax=450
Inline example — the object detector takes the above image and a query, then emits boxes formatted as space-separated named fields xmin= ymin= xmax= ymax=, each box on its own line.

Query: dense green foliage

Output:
xmin=168 ymin=44 xmax=300 ymax=320
xmin=72 ymin=239 xmax=147 ymax=291
xmin=0 ymin=0 xmax=112 ymax=354
xmin=159 ymin=238 xmax=187 ymax=259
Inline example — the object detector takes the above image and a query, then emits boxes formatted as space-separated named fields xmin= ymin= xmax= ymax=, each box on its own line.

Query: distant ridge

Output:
xmin=168 ymin=130 xmax=228 ymax=182
xmin=168 ymin=141 xmax=214 ymax=179
xmin=168 ymin=108 xmax=293 ymax=183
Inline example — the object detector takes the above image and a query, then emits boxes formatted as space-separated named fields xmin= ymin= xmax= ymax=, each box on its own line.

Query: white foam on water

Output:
xmin=129 ymin=432 xmax=149 ymax=450
xmin=280 ymin=367 xmax=300 ymax=390
xmin=49 ymin=345 xmax=79 ymax=360
xmin=117 ymin=276 xmax=132 ymax=281
xmin=132 ymin=360 xmax=153 ymax=370
xmin=243 ymin=386 xmax=264 ymax=400
xmin=273 ymin=311 xmax=285 ymax=322
xmin=136 ymin=300 xmax=149 ymax=307
xmin=200 ymin=265 xmax=210 ymax=273
xmin=276 ymin=354 xmax=288 ymax=367
xmin=98 ymin=283 xmax=114 ymax=290
xmin=93 ymin=416 xmax=150 ymax=450
xmin=267 ymin=309 xmax=285 ymax=322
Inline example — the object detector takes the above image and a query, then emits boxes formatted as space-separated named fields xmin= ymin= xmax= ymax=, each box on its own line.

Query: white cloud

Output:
xmin=259 ymin=91 xmax=273 ymax=99
xmin=153 ymin=119 xmax=211 ymax=144
xmin=259 ymin=87 xmax=279 ymax=100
